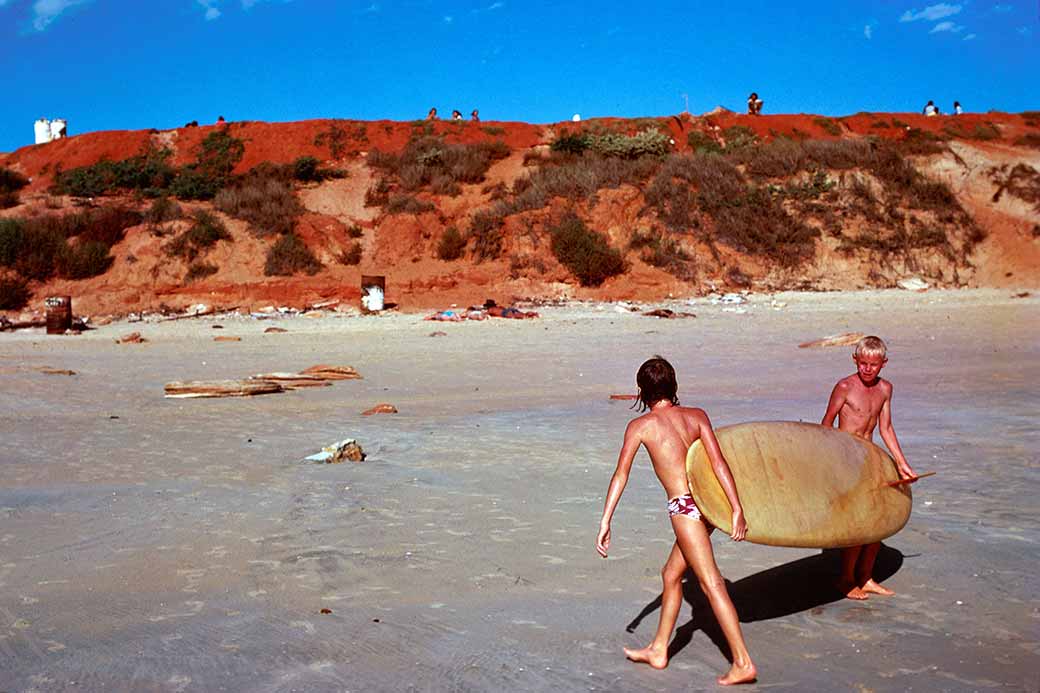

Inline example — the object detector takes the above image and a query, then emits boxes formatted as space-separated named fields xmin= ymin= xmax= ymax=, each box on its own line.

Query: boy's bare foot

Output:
xmin=718 ymin=660 xmax=757 ymax=685
xmin=839 ymin=580 xmax=869 ymax=600
xmin=624 ymin=644 xmax=668 ymax=669
xmin=861 ymin=579 xmax=895 ymax=596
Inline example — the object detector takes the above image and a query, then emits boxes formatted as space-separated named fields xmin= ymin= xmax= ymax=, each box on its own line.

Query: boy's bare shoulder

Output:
xmin=879 ymin=377 xmax=894 ymax=395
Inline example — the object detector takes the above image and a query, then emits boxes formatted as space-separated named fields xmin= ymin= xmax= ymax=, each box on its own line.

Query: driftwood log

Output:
xmin=164 ymin=379 xmax=284 ymax=398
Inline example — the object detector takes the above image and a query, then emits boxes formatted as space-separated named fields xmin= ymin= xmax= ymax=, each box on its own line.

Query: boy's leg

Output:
xmin=857 ymin=542 xmax=895 ymax=596
xmin=671 ymin=515 xmax=757 ymax=685
xmin=839 ymin=546 xmax=869 ymax=600
xmin=624 ymin=543 xmax=686 ymax=669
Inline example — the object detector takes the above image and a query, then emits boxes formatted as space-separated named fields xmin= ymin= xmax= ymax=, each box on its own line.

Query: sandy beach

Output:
xmin=1 ymin=288 xmax=1037 ymax=692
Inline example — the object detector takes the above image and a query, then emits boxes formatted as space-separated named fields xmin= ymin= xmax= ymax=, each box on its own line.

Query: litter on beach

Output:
xmin=305 ymin=439 xmax=366 ymax=463
xmin=301 ymin=365 xmax=362 ymax=380
xmin=362 ymin=403 xmax=398 ymax=415
xmin=897 ymin=278 xmax=929 ymax=292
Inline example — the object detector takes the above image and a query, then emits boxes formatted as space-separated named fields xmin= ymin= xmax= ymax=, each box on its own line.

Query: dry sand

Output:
xmin=1 ymin=289 xmax=1037 ymax=692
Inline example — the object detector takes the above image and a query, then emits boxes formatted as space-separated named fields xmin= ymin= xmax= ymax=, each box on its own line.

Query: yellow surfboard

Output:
xmin=686 ymin=422 xmax=912 ymax=548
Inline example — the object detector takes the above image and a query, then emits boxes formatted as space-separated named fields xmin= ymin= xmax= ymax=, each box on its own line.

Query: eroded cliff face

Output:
xmin=1 ymin=112 xmax=1038 ymax=317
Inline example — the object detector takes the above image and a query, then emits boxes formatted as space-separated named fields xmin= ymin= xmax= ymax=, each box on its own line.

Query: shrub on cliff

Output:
xmin=0 ymin=167 xmax=29 ymax=208
xmin=165 ymin=211 xmax=231 ymax=261
xmin=215 ymin=170 xmax=301 ymax=236
xmin=549 ymin=213 xmax=625 ymax=286
xmin=56 ymin=241 xmax=113 ymax=279
xmin=0 ymin=273 xmax=30 ymax=310
xmin=264 ymin=233 xmax=322 ymax=276
xmin=369 ymin=136 xmax=509 ymax=192
xmin=437 ymin=226 xmax=466 ymax=260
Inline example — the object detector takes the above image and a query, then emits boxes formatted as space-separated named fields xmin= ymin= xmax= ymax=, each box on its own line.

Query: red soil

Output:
xmin=1 ymin=112 xmax=1037 ymax=318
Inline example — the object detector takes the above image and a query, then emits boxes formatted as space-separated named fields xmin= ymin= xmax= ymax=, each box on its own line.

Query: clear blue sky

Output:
xmin=1 ymin=0 xmax=1037 ymax=153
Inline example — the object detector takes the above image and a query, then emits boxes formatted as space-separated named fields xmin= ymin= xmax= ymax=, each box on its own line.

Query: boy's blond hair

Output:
xmin=854 ymin=335 xmax=887 ymax=359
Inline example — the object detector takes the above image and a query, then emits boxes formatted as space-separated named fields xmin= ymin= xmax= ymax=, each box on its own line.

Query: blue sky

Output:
xmin=1 ymin=1 xmax=1036 ymax=153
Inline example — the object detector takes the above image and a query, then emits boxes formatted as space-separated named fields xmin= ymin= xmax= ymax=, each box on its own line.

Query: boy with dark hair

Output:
xmin=597 ymin=356 xmax=757 ymax=685
xmin=822 ymin=336 xmax=916 ymax=599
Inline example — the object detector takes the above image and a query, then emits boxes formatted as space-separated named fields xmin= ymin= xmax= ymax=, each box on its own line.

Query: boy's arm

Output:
xmin=878 ymin=385 xmax=915 ymax=479
xmin=821 ymin=381 xmax=846 ymax=427
xmin=596 ymin=420 xmax=641 ymax=557
xmin=696 ymin=413 xmax=748 ymax=541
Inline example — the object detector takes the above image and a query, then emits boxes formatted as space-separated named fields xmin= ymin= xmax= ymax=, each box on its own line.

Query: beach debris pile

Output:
xmin=798 ymin=332 xmax=866 ymax=349
xmin=164 ymin=364 xmax=362 ymax=398
xmin=362 ymin=403 xmax=398 ymax=416
xmin=305 ymin=438 xmax=366 ymax=463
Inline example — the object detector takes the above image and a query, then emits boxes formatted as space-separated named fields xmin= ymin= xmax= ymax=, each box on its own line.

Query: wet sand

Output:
xmin=1 ymin=289 xmax=1037 ymax=692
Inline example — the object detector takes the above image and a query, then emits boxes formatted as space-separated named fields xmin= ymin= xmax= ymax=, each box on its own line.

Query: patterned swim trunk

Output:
xmin=667 ymin=494 xmax=702 ymax=520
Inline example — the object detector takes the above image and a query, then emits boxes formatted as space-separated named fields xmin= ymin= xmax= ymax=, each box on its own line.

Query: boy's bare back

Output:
xmin=629 ymin=405 xmax=712 ymax=499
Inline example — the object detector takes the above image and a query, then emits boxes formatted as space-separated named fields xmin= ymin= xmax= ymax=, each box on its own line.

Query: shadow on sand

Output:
xmin=625 ymin=545 xmax=905 ymax=662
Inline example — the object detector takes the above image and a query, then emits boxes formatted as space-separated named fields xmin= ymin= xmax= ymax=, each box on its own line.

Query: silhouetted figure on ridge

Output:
xmin=747 ymin=93 xmax=763 ymax=115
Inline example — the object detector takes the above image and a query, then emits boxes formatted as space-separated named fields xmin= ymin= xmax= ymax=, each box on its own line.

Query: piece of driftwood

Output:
xmin=213 ymin=336 xmax=242 ymax=342
xmin=117 ymin=332 xmax=147 ymax=344
xmin=609 ymin=394 xmax=639 ymax=400
xmin=39 ymin=367 xmax=76 ymax=376
xmin=264 ymin=327 xmax=288 ymax=333
xmin=301 ymin=365 xmax=363 ymax=380
xmin=362 ymin=403 xmax=398 ymax=415
xmin=643 ymin=308 xmax=696 ymax=319
xmin=798 ymin=332 xmax=866 ymax=349
xmin=164 ymin=379 xmax=284 ymax=398
xmin=251 ymin=373 xmax=332 ymax=389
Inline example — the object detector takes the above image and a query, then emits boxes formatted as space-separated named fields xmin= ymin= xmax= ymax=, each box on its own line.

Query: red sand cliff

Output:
xmin=1 ymin=111 xmax=1038 ymax=317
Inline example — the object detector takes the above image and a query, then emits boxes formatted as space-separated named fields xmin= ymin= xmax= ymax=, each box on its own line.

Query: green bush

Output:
xmin=437 ymin=226 xmax=466 ymax=260
xmin=369 ymin=136 xmax=510 ymax=192
xmin=469 ymin=210 xmax=504 ymax=261
xmin=631 ymin=230 xmax=696 ymax=280
xmin=53 ymin=149 xmax=176 ymax=197
xmin=339 ymin=242 xmax=362 ymax=265
xmin=686 ymin=131 xmax=723 ymax=154
xmin=145 ymin=197 xmax=183 ymax=224
xmin=813 ymin=117 xmax=843 ymax=136
xmin=549 ymin=213 xmax=625 ymax=286
xmin=0 ymin=167 xmax=29 ymax=208
xmin=386 ymin=194 xmax=435 ymax=214
xmin=264 ymin=233 xmax=322 ymax=276
xmin=293 ymin=156 xmax=321 ymax=182
xmin=57 ymin=241 xmax=113 ymax=279
xmin=551 ymin=133 xmax=589 ymax=155
xmin=166 ymin=211 xmax=231 ymax=261
xmin=184 ymin=261 xmax=219 ymax=282
xmin=214 ymin=170 xmax=301 ymax=236
xmin=0 ymin=274 xmax=30 ymax=310
xmin=168 ymin=169 xmax=222 ymax=200
xmin=721 ymin=125 xmax=758 ymax=151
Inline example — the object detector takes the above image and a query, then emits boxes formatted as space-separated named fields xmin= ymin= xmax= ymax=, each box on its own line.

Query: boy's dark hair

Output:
xmin=636 ymin=356 xmax=680 ymax=411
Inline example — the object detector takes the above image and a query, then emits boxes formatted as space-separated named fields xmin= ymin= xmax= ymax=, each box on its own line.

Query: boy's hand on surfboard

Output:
xmin=596 ymin=524 xmax=611 ymax=557
xmin=730 ymin=510 xmax=748 ymax=542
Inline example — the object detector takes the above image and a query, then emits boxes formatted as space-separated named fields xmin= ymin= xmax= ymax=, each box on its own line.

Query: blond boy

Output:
xmin=822 ymin=336 xmax=916 ymax=599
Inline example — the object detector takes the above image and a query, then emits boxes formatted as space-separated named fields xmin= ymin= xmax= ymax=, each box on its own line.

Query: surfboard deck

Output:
xmin=686 ymin=421 xmax=912 ymax=548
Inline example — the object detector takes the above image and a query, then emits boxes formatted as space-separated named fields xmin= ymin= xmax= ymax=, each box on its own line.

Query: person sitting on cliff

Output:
xmin=923 ymin=100 xmax=939 ymax=116
xmin=452 ymin=110 xmax=463 ymax=121
xmin=747 ymin=93 xmax=763 ymax=115
xmin=953 ymin=101 xmax=963 ymax=115
xmin=427 ymin=107 xmax=439 ymax=121
xmin=471 ymin=109 xmax=480 ymax=122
